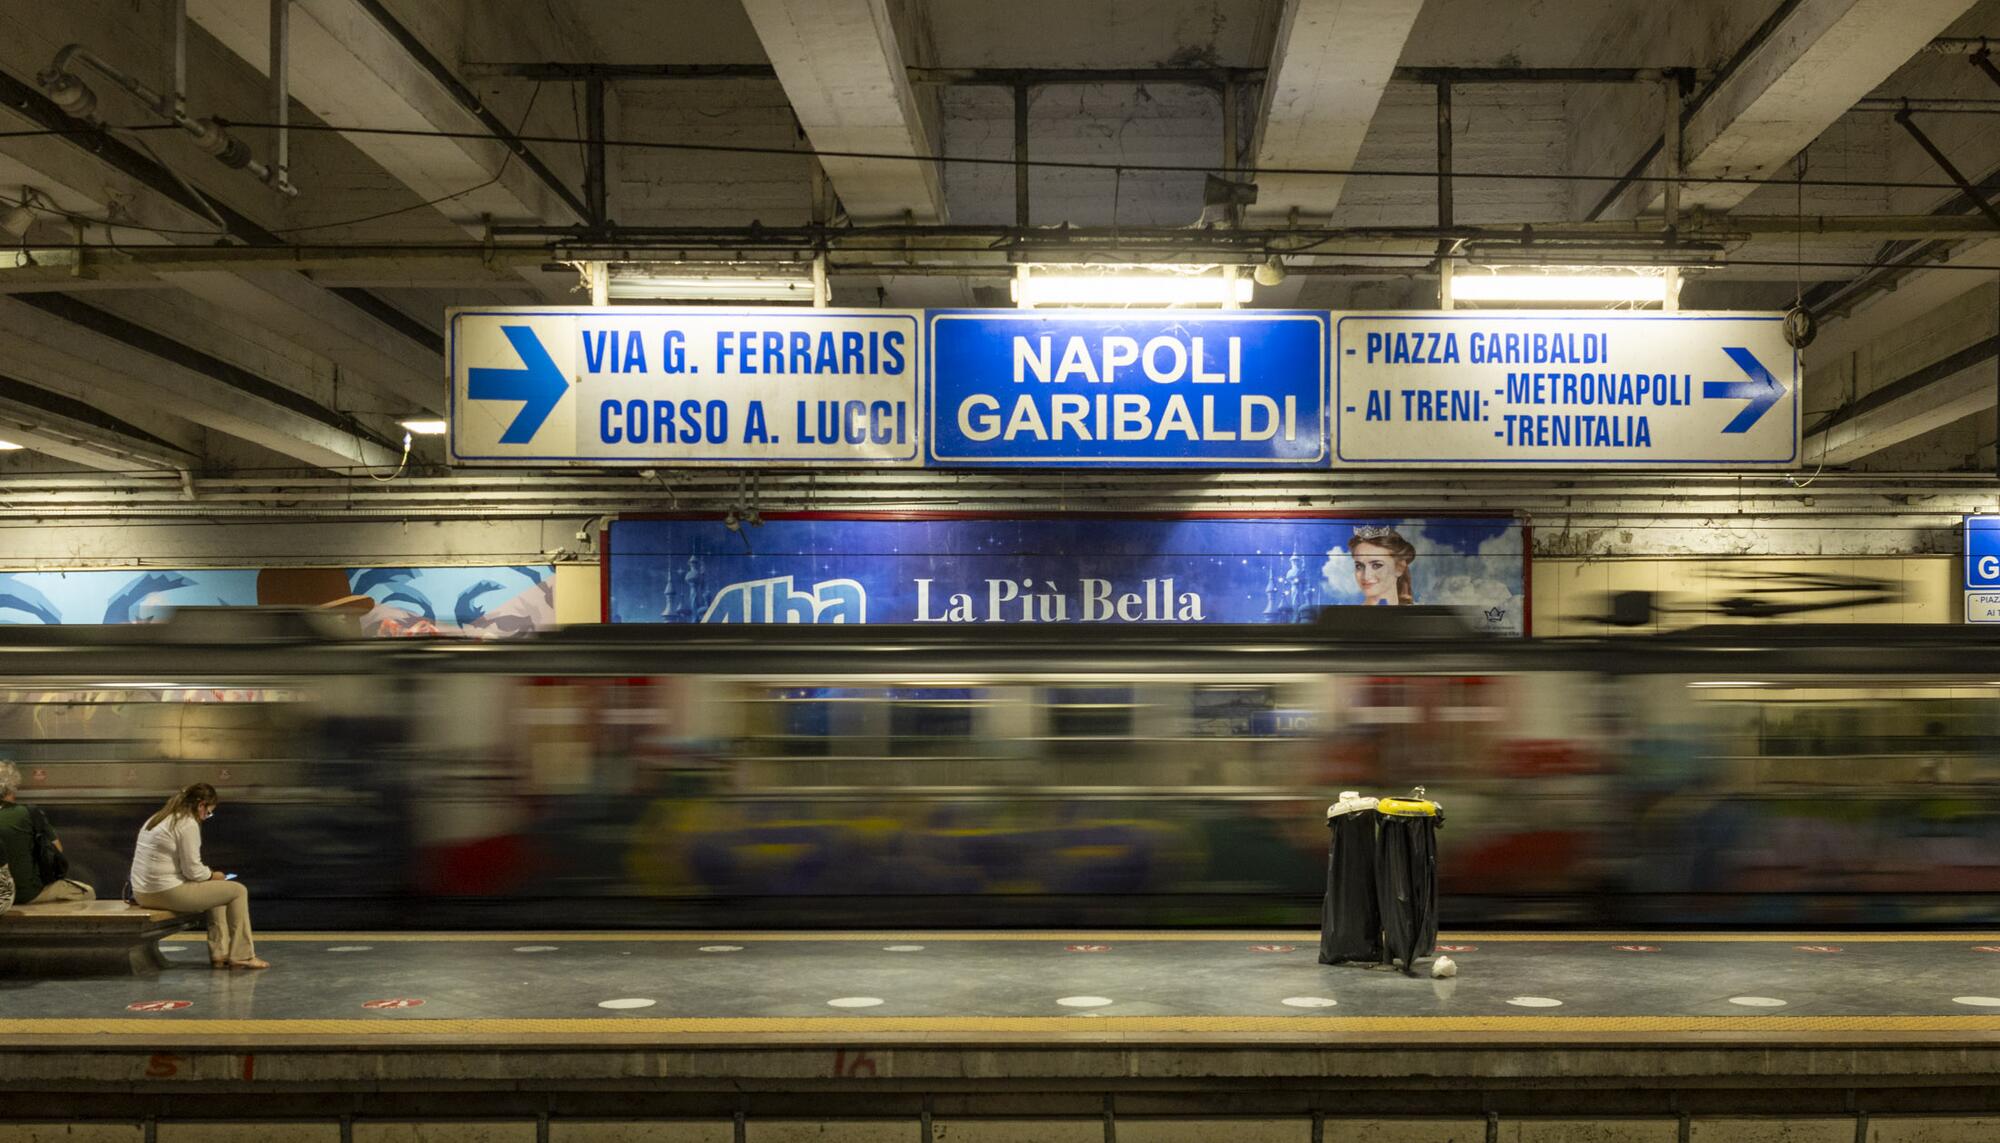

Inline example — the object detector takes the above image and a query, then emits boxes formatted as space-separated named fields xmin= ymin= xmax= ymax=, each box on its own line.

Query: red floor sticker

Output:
xmin=1064 ymin=944 xmax=1111 ymax=953
xmin=360 ymin=998 xmax=426 ymax=1010
xmin=1248 ymin=945 xmax=1296 ymax=953
xmin=1795 ymin=945 xmax=1843 ymax=953
xmin=1435 ymin=944 xmax=1476 ymax=953
xmin=1613 ymin=945 xmax=1660 ymax=952
xmin=126 ymin=1000 xmax=191 ymax=1013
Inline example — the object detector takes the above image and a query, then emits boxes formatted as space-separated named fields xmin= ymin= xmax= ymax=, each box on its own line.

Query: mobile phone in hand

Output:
xmin=224 ymin=873 xmax=238 ymax=881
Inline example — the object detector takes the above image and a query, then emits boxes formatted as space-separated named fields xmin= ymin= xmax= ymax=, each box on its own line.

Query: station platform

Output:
xmin=3 ymin=931 xmax=1998 ymax=1140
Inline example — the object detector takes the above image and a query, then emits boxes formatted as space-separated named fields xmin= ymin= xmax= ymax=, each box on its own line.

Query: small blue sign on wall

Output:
xmin=1968 ymin=517 xmax=2000 ymax=589
xmin=927 ymin=310 xmax=1327 ymax=467
xmin=1966 ymin=516 xmax=2000 ymax=624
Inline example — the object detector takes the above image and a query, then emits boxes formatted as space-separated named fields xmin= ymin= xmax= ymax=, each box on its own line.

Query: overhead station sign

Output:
xmin=927 ymin=310 xmax=1327 ymax=467
xmin=447 ymin=306 xmax=1799 ymax=471
xmin=1332 ymin=312 xmax=1798 ymax=468
xmin=448 ymin=308 xmax=921 ymax=465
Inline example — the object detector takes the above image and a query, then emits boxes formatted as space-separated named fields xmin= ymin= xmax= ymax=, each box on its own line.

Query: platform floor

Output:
xmin=4 ymin=930 xmax=1998 ymax=1044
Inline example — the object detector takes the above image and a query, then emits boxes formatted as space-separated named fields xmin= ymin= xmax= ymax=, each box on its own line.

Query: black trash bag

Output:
xmin=1375 ymin=805 xmax=1443 ymax=977
xmin=1318 ymin=805 xmax=1380 ymax=965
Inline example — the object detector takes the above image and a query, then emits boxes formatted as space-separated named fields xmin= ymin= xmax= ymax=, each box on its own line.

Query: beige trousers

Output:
xmin=136 ymin=880 xmax=255 ymax=963
xmin=29 ymin=878 xmax=95 ymax=905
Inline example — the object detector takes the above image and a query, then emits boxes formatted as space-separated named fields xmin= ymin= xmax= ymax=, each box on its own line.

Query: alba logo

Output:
xmin=702 ymin=576 xmax=866 ymax=624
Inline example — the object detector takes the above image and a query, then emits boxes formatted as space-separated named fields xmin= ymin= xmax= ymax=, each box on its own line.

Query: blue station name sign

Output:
xmin=926 ymin=310 xmax=1327 ymax=467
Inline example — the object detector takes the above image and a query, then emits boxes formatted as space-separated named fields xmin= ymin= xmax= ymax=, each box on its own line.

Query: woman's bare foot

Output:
xmin=210 ymin=959 xmax=228 ymax=969
xmin=227 ymin=957 xmax=270 ymax=970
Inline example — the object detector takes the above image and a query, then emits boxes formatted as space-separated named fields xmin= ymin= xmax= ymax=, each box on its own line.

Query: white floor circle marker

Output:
xmin=884 ymin=945 xmax=925 ymax=952
xmin=828 ymin=996 xmax=884 ymax=1008
xmin=699 ymin=945 xmax=744 ymax=953
xmin=1728 ymin=996 xmax=1787 ymax=1007
xmin=598 ymin=998 xmax=657 ymax=1010
xmin=513 ymin=945 xmax=557 ymax=953
xmin=1506 ymin=996 xmax=1563 ymax=1008
xmin=1281 ymin=996 xmax=1338 ymax=1008
xmin=326 ymin=946 xmax=372 ymax=953
xmin=1057 ymin=996 xmax=1113 ymax=1008
xmin=1953 ymin=996 xmax=2000 ymax=1007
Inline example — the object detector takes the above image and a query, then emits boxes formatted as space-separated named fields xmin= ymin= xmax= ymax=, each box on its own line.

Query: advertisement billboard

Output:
xmin=606 ymin=515 xmax=1527 ymax=634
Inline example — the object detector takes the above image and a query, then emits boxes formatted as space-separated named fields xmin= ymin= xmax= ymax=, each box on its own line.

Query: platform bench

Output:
xmin=0 ymin=903 xmax=200 ymax=976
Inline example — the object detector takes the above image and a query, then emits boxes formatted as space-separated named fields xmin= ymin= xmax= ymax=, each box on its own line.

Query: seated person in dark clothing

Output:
xmin=0 ymin=760 xmax=95 ymax=906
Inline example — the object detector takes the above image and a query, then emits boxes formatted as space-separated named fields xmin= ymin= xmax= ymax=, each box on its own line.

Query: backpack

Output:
xmin=28 ymin=806 xmax=69 ymax=885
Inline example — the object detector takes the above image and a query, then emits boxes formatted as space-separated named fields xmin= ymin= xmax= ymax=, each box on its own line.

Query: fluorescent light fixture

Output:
xmin=1451 ymin=270 xmax=1675 ymax=305
xmin=399 ymin=418 xmax=447 ymax=435
xmin=1014 ymin=271 xmax=1255 ymax=308
xmin=0 ymin=438 xmax=21 ymax=450
xmin=606 ymin=275 xmax=816 ymax=302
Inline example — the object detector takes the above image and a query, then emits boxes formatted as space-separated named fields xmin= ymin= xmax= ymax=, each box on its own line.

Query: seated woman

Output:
xmin=0 ymin=759 xmax=95 ymax=906
xmin=129 ymin=783 xmax=268 ymax=970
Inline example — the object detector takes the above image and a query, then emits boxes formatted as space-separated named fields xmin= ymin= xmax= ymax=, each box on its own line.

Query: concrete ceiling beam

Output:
xmin=1672 ymin=0 xmax=1980 ymax=214
xmin=153 ymin=271 xmax=441 ymax=414
xmin=0 ymin=296 xmax=397 ymax=470
xmin=188 ymin=0 xmax=576 ymax=231
xmin=70 ymin=288 xmax=426 ymax=435
xmin=0 ymin=376 xmax=199 ymax=472
xmin=1245 ymin=0 xmax=1427 ymax=225
xmin=740 ymin=0 xmax=945 ymax=224
xmin=0 ymin=79 xmax=445 ymax=427
xmin=1804 ymin=335 xmax=1999 ymax=465
xmin=1809 ymin=238 xmax=2000 ymax=362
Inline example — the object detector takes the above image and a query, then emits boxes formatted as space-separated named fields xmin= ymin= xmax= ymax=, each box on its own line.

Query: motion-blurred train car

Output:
xmin=0 ymin=609 xmax=1993 ymax=928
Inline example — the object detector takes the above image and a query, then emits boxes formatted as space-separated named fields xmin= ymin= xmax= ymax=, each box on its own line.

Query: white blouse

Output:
xmin=130 ymin=815 xmax=212 ymax=894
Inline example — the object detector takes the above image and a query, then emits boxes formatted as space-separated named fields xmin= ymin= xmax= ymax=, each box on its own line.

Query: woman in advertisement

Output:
xmin=1350 ymin=526 xmax=1417 ymax=606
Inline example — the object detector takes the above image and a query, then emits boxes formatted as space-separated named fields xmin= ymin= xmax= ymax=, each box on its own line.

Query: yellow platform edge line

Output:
xmin=3 ymin=1016 xmax=1998 ymax=1036
xmin=253 ymin=931 xmax=2000 ymax=943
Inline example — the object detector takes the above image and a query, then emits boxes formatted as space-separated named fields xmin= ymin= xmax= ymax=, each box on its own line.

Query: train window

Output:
xmin=1690 ymin=683 xmax=2000 ymax=786
xmin=1186 ymin=685 xmax=1319 ymax=738
xmin=886 ymin=687 xmax=979 ymax=755
xmin=727 ymin=684 xmax=997 ymax=771
xmin=0 ymin=685 xmax=319 ymax=793
xmin=1044 ymin=687 xmax=1136 ymax=739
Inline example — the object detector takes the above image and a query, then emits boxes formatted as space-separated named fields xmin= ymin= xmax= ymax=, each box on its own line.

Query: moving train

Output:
xmin=1 ymin=607 xmax=1994 ymax=928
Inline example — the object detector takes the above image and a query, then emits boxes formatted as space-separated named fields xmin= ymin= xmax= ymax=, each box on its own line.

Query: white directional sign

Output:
xmin=448 ymin=308 xmax=921 ymax=465
xmin=1332 ymin=312 xmax=1799 ymax=467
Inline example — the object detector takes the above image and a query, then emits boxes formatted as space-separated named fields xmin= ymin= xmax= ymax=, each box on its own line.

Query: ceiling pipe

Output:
xmin=38 ymin=43 xmax=295 ymax=195
xmin=465 ymin=62 xmax=1673 ymax=88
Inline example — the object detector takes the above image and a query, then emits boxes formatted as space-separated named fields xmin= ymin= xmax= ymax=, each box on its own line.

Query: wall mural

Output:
xmin=0 ymin=566 xmax=555 ymax=637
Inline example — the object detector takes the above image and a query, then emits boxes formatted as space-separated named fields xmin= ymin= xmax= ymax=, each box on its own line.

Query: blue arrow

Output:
xmin=468 ymin=325 xmax=568 ymax=444
xmin=1701 ymin=346 xmax=1784 ymax=433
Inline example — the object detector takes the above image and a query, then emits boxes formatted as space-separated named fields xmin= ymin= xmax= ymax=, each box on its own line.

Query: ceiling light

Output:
xmin=1450 ymin=270 xmax=1675 ymax=305
xmin=1253 ymin=256 xmax=1287 ymax=287
xmin=606 ymin=275 xmax=816 ymax=303
xmin=399 ymin=418 xmax=447 ymax=435
xmin=0 ymin=439 xmax=22 ymax=450
xmin=1013 ymin=272 xmax=1255 ymax=308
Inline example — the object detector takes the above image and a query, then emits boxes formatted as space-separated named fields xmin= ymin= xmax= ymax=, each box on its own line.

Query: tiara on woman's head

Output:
xmin=1350 ymin=524 xmax=1397 ymax=540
